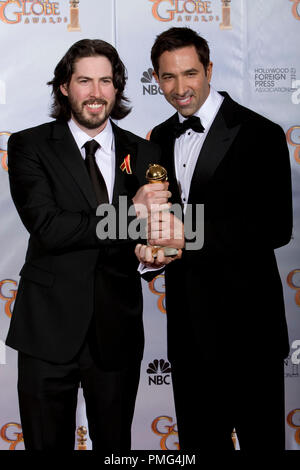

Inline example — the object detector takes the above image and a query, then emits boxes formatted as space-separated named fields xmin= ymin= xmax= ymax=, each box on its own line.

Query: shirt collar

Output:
xmin=68 ymin=118 xmax=114 ymax=153
xmin=178 ymin=86 xmax=223 ymax=130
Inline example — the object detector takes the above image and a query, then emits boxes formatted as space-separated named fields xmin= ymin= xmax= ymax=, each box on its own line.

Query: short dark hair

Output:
xmin=48 ymin=39 xmax=131 ymax=121
xmin=151 ymin=27 xmax=210 ymax=75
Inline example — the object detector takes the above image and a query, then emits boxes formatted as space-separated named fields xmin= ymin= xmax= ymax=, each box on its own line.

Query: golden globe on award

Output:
xmin=146 ymin=164 xmax=178 ymax=258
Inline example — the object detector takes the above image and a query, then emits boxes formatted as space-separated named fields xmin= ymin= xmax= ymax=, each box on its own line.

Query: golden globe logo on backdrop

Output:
xmin=148 ymin=274 xmax=166 ymax=314
xmin=151 ymin=416 xmax=180 ymax=450
xmin=0 ymin=423 xmax=23 ymax=450
xmin=0 ymin=279 xmax=18 ymax=318
xmin=0 ymin=422 xmax=88 ymax=450
xmin=286 ymin=126 xmax=300 ymax=164
xmin=0 ymin=0 xmax=80 ymax=29
xmin=287 ymin=409 xmax=300 ymax=445
xmin=287 ymin=269 xmax=300 ymax=306
xmin=149 ymin=0 xmax=232 ymax=29
xmin=290 ymin=0 xmax=300 ymax=20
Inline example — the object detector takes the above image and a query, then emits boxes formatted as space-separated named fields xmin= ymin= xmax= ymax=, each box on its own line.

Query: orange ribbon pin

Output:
xmin=120 ymin=154 xmax=132 ymax=174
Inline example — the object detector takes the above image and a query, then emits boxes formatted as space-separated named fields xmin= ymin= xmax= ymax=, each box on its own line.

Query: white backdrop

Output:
xmin=0 ymin=0 xmax=299 ymax=451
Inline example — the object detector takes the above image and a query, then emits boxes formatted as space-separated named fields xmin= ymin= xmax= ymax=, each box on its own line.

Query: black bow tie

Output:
xmin=173 ymin=115 xmax=204 ymax=138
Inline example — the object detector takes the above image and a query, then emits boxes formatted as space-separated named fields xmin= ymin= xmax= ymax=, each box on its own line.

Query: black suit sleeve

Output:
xmin=197 ymin=122 xmax=293 ymax=257
xmin=233 ymin=121 xmax=292 ymax=251
xmin=8 ymin=132 xmax=138 ymax=253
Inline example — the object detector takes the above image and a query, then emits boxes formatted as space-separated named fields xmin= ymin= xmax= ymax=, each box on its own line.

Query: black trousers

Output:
xmin=171 ymin=356 xmax=286 ymax=453
xmin=17 ymin=343 xmax=141 ymax=451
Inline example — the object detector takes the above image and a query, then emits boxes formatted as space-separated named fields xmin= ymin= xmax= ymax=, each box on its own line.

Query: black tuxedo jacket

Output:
xmin=6 ymin=119 xmax=160 ymax=367
xmin=150 ymin=92 xmax=293 ymax=363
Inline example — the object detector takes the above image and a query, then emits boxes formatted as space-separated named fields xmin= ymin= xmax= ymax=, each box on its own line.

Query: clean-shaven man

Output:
xmin=136 ymin=27 xmax=293 ymax=452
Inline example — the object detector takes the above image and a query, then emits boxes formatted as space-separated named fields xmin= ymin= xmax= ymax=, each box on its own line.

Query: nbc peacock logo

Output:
xmin=147 ymin=358 xmax=172 ymax=385
xmin=141 ymin=68 xmax=164 ymax=96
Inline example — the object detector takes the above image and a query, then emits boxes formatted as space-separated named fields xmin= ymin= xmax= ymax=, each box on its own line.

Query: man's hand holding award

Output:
xmin=133 ymin=164 xmax=184 ymax=268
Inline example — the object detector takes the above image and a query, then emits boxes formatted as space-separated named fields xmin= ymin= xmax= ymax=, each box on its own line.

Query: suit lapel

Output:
xmin=188 ymin=93 xmax=241 ymax=203
xmin=111 ymin=121 xmax=138 ymax=204
xmin=159 ymin=114 xmax=182 ymax=205
xmin=48 ymin=121 xmax=97 ymax=208
xmin=49 ymin=120 xmax=140 ymax=208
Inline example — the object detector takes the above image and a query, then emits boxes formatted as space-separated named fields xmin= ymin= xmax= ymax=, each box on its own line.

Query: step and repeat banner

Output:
xmin=0 ymin=0 xmax=300 ymax=451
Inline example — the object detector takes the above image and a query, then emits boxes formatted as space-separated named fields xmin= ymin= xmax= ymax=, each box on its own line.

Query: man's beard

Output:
xmin=68 ymin=96 xmax=115 ymax=130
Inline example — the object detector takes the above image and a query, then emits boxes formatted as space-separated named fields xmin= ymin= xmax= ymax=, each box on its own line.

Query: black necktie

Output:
xmin=173 ymin=115 xmax=204 ymax=138
xmin=83 ymin=140 xmax=109 ymax=204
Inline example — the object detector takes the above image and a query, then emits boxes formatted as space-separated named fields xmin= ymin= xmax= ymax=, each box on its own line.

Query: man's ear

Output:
xmin=206 ymin=62 xmax=213 ymax=83
xmin=152 ymin=71 xmax=160 ymax=84
xmin=60 ymin=83 xmax=68 ymax=97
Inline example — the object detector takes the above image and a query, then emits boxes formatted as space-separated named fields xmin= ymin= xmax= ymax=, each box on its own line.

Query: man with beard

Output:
xmin=6 ymin=39 xmax=170 ymax=451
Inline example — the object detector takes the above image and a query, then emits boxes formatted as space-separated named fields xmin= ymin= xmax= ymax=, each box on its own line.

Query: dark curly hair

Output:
xmin=47 ymin=39 xmax=131 ymax=121
xmin=151 ymin=27 xmax=210 ymax=75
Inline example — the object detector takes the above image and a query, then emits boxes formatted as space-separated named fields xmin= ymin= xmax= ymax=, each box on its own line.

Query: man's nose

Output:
xmin=89 ymin=81 xmax=102 ymax=98
xmin=174 ymin=77 xmax=186 ymax=96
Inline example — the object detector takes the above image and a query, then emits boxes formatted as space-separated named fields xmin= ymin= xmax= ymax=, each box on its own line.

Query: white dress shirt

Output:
xmin=139 ymin=87 xmax=224 ymax=274
xmin=175 ymin=86 xmax=223 ymax=211
xmin=68 ymin=118 xmax=115 ymax=203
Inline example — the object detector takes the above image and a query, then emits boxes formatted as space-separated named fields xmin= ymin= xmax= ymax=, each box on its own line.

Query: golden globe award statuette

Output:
xmin=146 ymin=164 xmax=178 ymax=258
xmin=220 ymin=0 xmax=232 ymax=30
xmin=77 ymin=426 xmax=87 ymax=450
xmin=68 ymin=0 xmax=81 ymax=32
